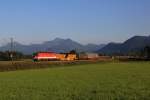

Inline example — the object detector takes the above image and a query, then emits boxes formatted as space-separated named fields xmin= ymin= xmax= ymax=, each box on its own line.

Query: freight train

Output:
xmin=33 ymin=52 xmax=100 ymax=61
xmin=33 ymin=52 xmax=77 ymax=61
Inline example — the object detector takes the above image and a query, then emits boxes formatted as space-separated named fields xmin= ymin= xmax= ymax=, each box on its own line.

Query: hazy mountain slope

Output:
xmin=0 ymin=38 xmax=104 ymax=54
xmin=98 ymin=36 xmax=150 ymax=54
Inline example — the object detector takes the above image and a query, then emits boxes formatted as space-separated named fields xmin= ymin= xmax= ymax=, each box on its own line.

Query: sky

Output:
xmin=0 ymin=0 xmax=150 ymax=45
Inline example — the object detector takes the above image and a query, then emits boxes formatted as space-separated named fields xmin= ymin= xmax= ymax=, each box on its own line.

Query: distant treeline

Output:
xmin=100 ymin=46 xmax=150 ymax=59
xmin=0 ymin=51 xmax=32 ymax=61
xmin=127 ymin=46 xmax=150 ymax=58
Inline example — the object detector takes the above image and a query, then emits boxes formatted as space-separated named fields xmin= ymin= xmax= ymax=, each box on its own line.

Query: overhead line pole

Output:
xmin=10 ymin=37 xmax=13 ymax=62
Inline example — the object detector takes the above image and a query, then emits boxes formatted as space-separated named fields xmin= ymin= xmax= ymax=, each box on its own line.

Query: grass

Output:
xmin=0 ymin=62 xmax=150 ymax=100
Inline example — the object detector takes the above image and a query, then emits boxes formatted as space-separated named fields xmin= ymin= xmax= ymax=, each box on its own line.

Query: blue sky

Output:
xmin=0 ymin=0 xmax=150 ymax=45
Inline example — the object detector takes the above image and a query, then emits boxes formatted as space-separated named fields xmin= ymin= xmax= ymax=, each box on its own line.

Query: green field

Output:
xmin=0 ymin=62 xmax=150 ymax=100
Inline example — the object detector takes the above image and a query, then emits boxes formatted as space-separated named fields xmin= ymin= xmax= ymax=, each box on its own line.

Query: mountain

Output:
xmin=44 ymin=38 xmax=85 ymax=53
xmin=98 ymin=35 xmax=150 ymax=55
xmin=98 ymin=42 xmax=122 ymax=54
xmin=0 ymin=38 xmax=104 ymax=54
xmin=84 ymin=44 xmax=105 ymax=52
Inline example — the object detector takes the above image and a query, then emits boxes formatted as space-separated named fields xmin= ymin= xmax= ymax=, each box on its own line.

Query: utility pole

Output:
xmin=10 ymin=37 xmax=13 ymax=61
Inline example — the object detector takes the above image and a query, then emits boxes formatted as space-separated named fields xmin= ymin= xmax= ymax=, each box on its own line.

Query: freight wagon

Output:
xmin=79 ymin=52 xmax=99 ymax=60
xmin=56 ymin=53 xmax=77 ymax=61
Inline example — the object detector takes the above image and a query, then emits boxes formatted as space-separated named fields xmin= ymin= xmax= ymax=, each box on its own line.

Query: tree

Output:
xmin=69 ymin=50 xmax=77 ymax=54
xmin=0 ymin=51 xmax=28 ymax=61
xmin=143 ymin=46 xmax=150 ymax=58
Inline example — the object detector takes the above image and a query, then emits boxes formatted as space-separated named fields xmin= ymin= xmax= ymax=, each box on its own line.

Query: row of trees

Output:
xmin=128 ymin=46 xmax=150 ymax=59
xmin=0 ymin=51 xmax=31 ymax=61
xmin=106 ymin=46 xmax=150 ymax=59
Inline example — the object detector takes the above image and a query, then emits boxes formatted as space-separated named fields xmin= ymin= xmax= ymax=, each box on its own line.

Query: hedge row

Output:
xmin=0 ymin=60 xmax=103 ymax=72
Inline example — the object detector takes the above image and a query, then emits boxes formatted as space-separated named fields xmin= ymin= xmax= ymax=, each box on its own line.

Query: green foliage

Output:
xmin=0 ymin=51 xmax=10 ymax=61
xmin=69 ymin=50 xmax=77 ymax=54
xmin=0 ymin=51 xmax=31 ymax=61
xmin=143 ymin=46 xmax=150 ymax=58
xmin=0 ymin=62 xmax=150 ymax=99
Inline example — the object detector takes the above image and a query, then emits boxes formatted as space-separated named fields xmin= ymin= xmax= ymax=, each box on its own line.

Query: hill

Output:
xmin=98 ymin=35 xmax=150 ymax=55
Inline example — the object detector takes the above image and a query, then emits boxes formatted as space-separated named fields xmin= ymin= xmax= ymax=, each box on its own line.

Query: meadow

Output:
xmin=0 ymin=62 xmax=150 ymax=100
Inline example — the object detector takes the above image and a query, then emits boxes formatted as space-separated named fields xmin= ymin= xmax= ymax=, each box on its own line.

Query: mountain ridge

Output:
xmin=0 ymin=38 xmax=105 ymax=54
xmin=98 ymin=35 xmax=150 ymax=55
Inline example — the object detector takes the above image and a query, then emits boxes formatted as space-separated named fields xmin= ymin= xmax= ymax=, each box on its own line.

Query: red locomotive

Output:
xmin=33 ymin=52 xmax=58 ymax=61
